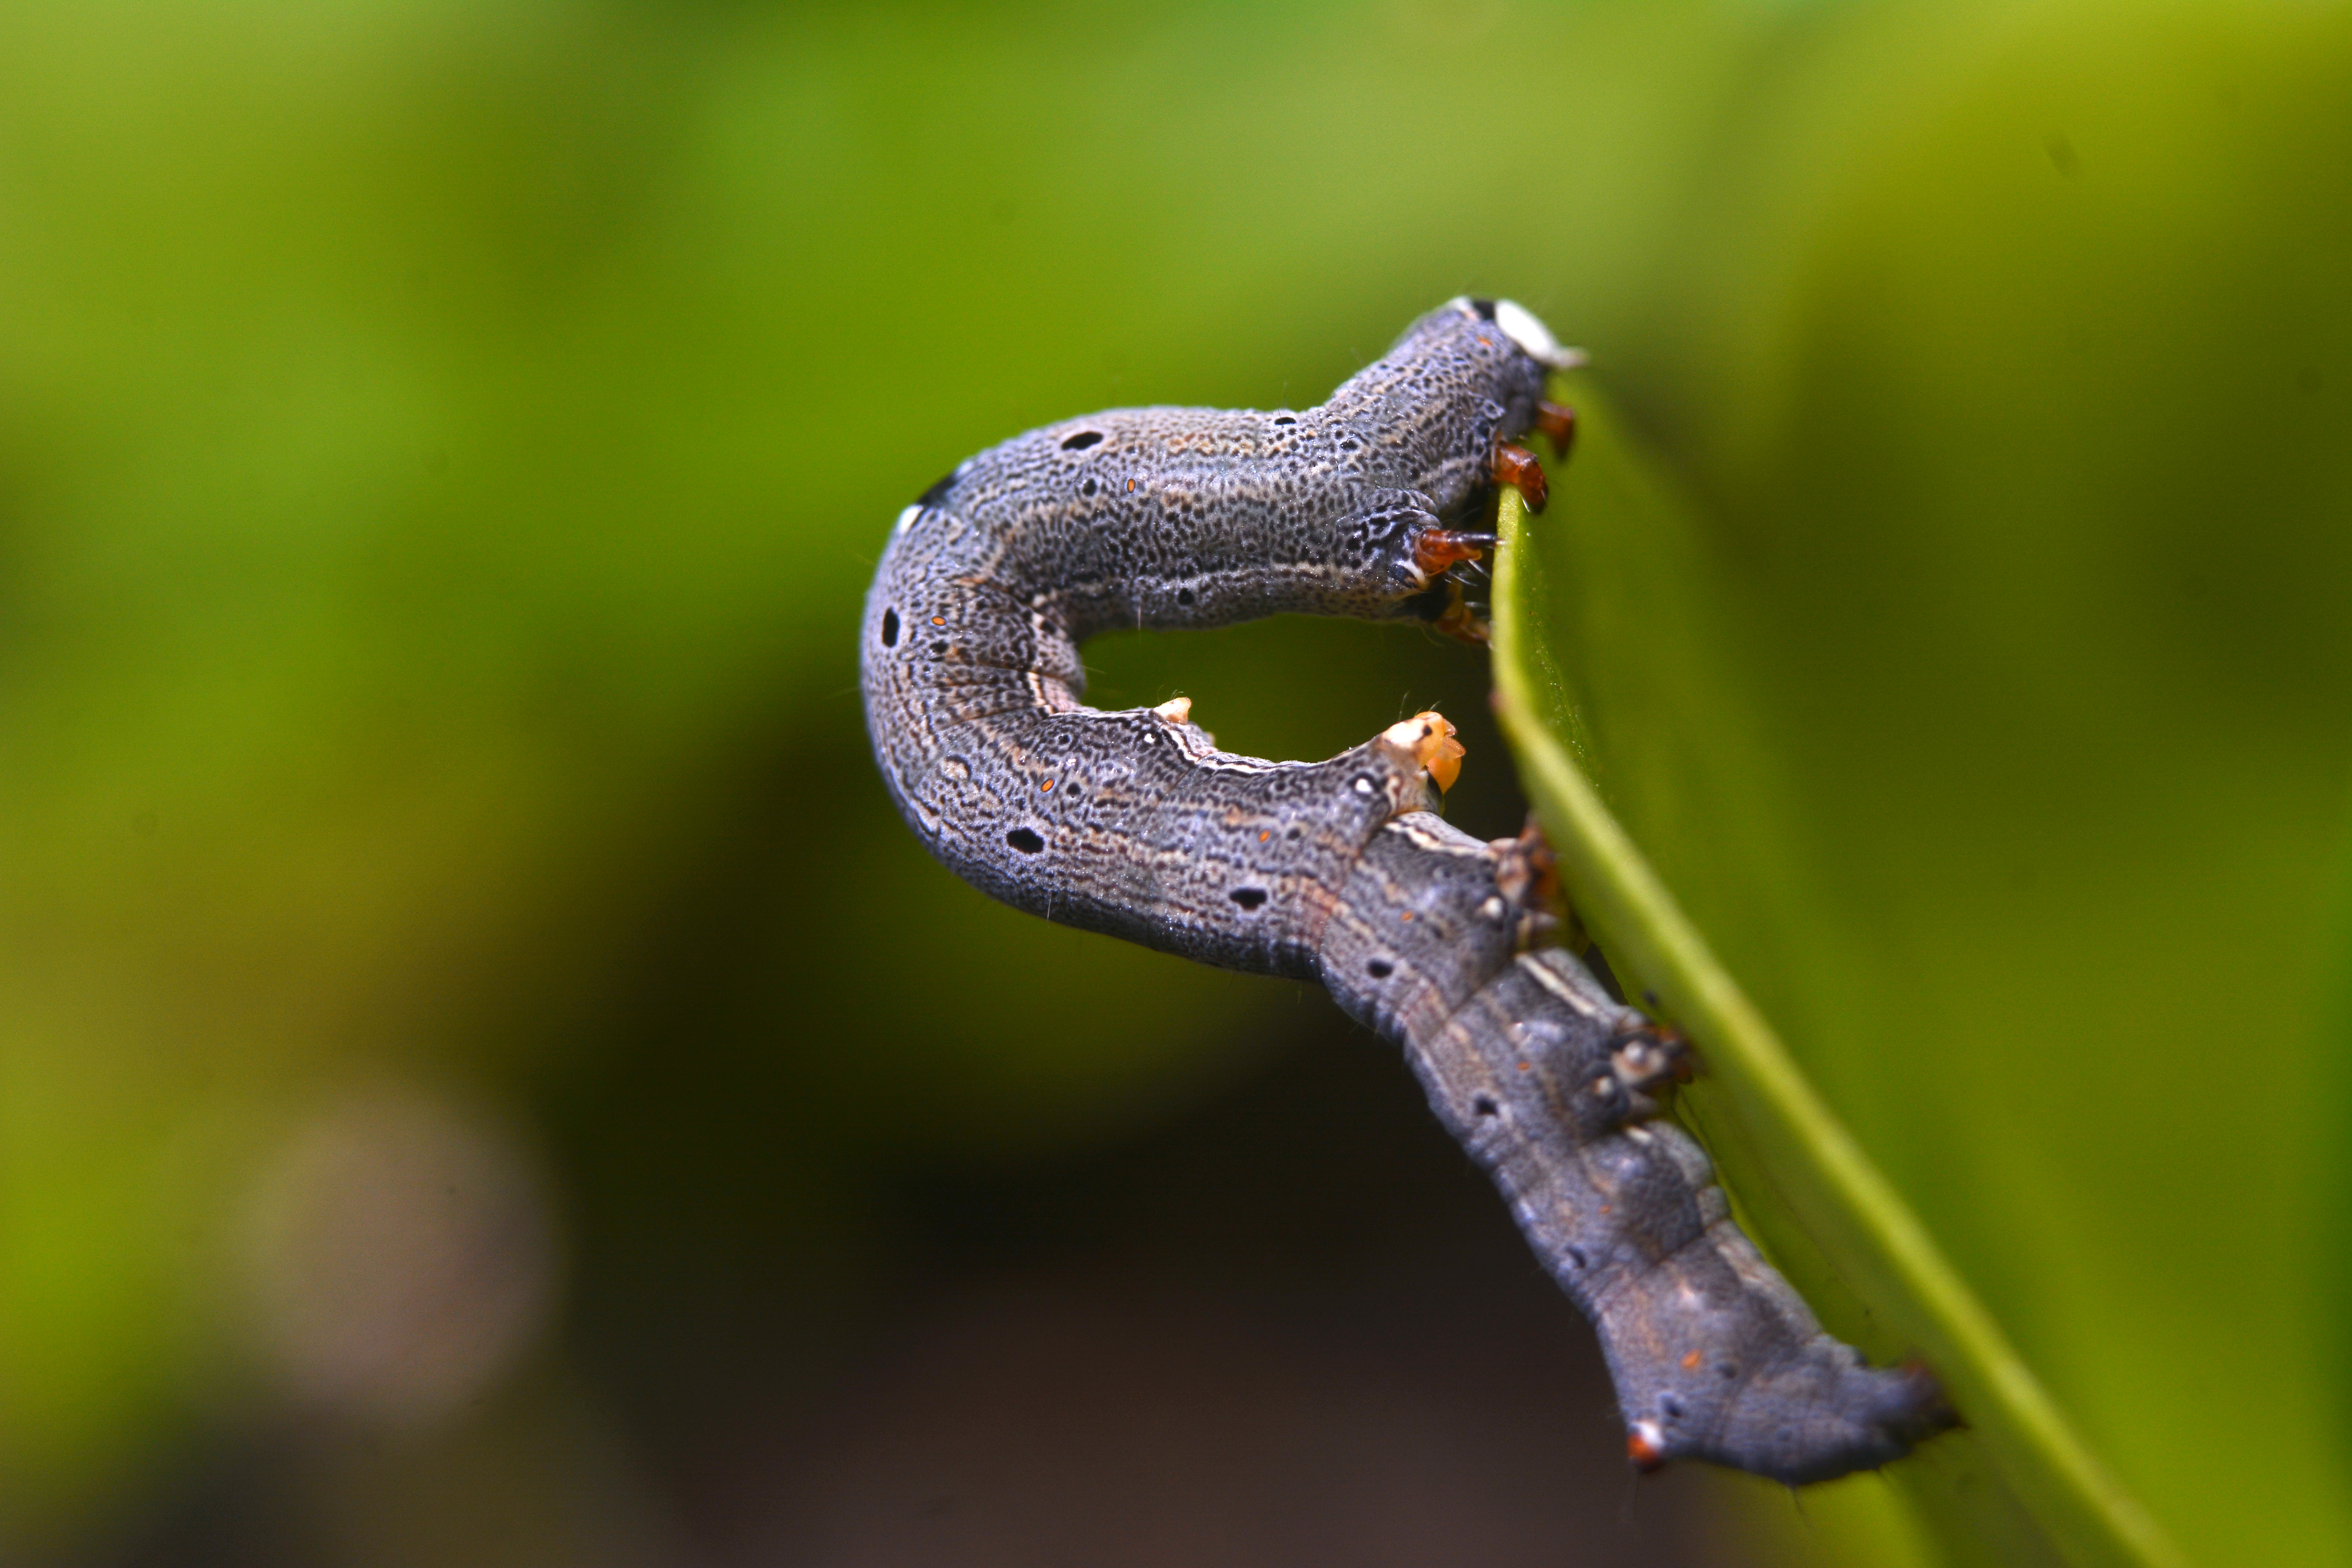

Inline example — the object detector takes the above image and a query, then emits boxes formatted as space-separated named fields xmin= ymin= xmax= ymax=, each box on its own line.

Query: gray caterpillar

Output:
xmin=860 ymin=298 xmax=1953 ymax=1484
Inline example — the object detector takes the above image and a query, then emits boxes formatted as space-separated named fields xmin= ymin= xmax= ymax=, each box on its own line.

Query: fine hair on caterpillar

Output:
xmin=859 ymin=297 xmax=1956 ymax=1485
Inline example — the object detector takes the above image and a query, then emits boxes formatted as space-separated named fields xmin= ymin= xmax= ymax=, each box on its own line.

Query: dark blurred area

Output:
xmin=110 ymin=962 xmax=1735 ymax=1567
xmin=86 ymin=618 xmax=1757 ymax=1565
xmin=3 ymin=0 xmax=2348 ymax=1564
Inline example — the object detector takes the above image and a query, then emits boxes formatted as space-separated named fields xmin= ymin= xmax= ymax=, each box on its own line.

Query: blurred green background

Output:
xmin=1 ymin=1 xmax=2347 ymax=1563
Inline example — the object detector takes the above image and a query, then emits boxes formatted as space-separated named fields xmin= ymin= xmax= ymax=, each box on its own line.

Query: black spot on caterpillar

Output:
xmin=860 ymin=298 xmax=1955 ymax=1485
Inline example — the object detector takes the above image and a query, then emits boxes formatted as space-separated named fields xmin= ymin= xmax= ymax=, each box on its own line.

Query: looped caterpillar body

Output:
xmin=860 ymin=298 xmax=1954 ymax=1484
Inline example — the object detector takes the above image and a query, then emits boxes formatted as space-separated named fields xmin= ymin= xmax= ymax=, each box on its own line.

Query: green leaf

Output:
xmin=1484 ymin=7 xmax=2352 ymax=1564
xmin=1493 ymin=440 xmax=2180 ymax=1565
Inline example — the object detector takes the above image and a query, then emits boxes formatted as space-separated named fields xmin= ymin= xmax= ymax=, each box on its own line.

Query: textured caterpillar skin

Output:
xmin=860 ymin=299 xmax=1953 ymax=1484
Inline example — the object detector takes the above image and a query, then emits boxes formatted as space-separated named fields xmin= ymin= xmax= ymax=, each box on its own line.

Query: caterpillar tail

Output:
xmin=1318 ymin=808 xmax=1957 ymax=1484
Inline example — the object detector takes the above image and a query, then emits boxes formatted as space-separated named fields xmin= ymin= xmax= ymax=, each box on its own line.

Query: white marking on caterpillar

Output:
xmin=860 ymin=300 xmax=1953 ymax=1486
xmin=1493 ymin=299 xmax=1587 ymax=371
xmin=1388 ymin=815 xmax=1496 ymax=858
xmin=1515 ymin=950 xmax=1605 ymax=1018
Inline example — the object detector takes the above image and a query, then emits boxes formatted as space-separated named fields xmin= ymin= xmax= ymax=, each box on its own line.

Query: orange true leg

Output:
xmin=1430 ymin=579 xmax=1490 ymax=646
xmin=1534 ymin=399 xmax=1577 ymax=458
xmin=1411 ymin=527 xmax=1497 ymax=579
xmin=1492 ymin=442 xmax=1548 ymax=512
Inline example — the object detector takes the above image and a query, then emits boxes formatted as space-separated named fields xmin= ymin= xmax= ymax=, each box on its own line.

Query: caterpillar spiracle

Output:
xmin=859 ymin=298 xmax=1955 ymax=1484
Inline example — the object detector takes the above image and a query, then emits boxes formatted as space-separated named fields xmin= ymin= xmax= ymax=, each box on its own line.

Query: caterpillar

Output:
xmin=859 ymin=298 xmax=1954 ymax=1484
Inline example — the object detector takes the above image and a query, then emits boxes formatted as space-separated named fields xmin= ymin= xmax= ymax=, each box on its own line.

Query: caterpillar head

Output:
xmin=1446 ymin=296 xmax=1587 ymax=371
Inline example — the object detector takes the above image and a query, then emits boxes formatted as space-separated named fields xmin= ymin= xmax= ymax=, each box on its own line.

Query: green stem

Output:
xmin=1487 ymin=483 xmax=2186 ymax=1568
